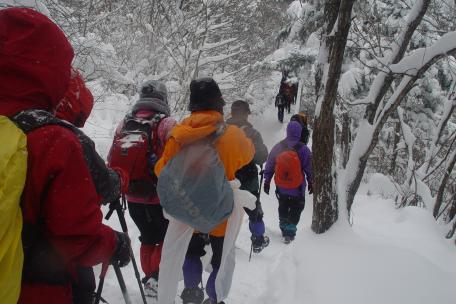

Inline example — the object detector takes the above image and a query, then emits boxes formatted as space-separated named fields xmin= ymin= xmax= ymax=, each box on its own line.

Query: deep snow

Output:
xmin=91 ymin=106 xmax=456 ymax=304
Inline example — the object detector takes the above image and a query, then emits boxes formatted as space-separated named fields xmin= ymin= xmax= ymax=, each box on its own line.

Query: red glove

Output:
xmin=111 ymin=167 xmax=129 ymax=194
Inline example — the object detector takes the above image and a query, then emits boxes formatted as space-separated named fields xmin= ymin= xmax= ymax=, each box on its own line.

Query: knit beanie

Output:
xmin=132 ymin=80 xmax=170 ymax=116
xmin=188 ymin=77 xmax=225 ymax=113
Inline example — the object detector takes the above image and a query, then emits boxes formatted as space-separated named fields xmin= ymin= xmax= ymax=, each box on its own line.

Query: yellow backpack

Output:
xmin=0 ymin=115 xmax=27 ymax=304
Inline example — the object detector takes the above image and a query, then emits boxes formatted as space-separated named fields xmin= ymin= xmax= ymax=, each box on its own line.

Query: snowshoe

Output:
xmin=251 ymin=235 xmax=270 ymax=253
xmin=181 ymin=287 xmax=204 ymax=304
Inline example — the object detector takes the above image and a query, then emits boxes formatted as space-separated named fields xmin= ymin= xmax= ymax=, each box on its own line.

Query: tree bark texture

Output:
xmin=389 ymin=120 xmax=401 ymax=176
xmin=311 ymin=0 xmax=355 ymax=234
xmin=433 ymin=150 xmax=456 ymax=219
xmin=341 ymin=112 xmax=351 ymax=169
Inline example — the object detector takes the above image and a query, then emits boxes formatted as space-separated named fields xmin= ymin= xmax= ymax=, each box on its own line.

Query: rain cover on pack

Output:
xmin=157 ymin=130 xmax=234 ymax=233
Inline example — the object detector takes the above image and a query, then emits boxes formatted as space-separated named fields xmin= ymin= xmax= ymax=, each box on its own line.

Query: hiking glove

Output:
xmin=112 ymin=231 xmax=131 ymax=267
xmin=112 ymin=167 xmax=129 ymax=194
xmin=264 ymin=183 xmax=270 ymax=195
xmin=308 ymin=183 xmax=313 ymax=195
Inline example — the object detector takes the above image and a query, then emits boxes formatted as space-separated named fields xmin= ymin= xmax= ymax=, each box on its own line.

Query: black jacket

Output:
xmin=227 ymin=117 xmax=268 ymax=186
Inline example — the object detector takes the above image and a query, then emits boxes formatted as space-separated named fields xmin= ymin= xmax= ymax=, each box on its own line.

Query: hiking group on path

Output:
xmin=0 ymin=8 xmax=313 ymax=304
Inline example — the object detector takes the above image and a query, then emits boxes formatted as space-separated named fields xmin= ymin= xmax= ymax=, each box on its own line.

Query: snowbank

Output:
xmin=258 ymin=195 xmax=456 ymax=304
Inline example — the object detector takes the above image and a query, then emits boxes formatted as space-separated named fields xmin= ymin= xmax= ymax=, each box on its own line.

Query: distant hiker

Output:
xmin=275 ymin=70 xmax=298 ymax=123
xmin=275 ymin=92 xmax=286 ymax=123
xmin=0 ymin=8 xmax=130 ymax=304
xmin=227 ymin=100 xmax=270 ymax=253
xmin=108 ymin=80 xmax=176 ymax=298
xmin=155 ymin=77 xmax=255 ymax=304
xmin=280 ymin=70 xmax=298 ymax=114
xmin=263 ymin=121 xmax=313 ymax=243
xmin=290 ymin=112 xmax=310 ymax=145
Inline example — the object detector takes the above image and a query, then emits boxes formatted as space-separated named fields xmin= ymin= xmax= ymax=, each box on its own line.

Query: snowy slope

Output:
xmin=95 ymin=105 xmax=456 ymax=304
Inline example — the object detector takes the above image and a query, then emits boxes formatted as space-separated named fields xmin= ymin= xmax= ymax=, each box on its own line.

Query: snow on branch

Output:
xmin=375 ymin=33 xmax=456 ymax=125
xmin=201 ymin=38 xmax=238 ymax=51
xmin=389 ymin=32 xmax=456 ymax=75
xmin=199 ymin=51 xmax=240 ymax=66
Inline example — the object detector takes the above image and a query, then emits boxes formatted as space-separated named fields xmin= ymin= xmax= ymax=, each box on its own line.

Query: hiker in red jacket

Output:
xmin=0 ymin=8 xmax=130 ymax=304
xmin=108 ymin=80 xmax=176 ymax=298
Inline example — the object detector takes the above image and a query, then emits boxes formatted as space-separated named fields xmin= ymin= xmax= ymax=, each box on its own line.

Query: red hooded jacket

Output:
xmin=0 ymin=8 xmax=116 ymax=304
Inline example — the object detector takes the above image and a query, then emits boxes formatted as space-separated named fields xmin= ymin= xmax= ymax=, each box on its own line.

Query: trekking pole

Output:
xmin=113 ymin=261 xmax=133 ymax=304
xmin=249 ymin=165 xmax=265 ymax=262
xmin=94 ymin=263 xmax=109 ymax=304
xmin=106 ymin=197 xmax=148 ymax=304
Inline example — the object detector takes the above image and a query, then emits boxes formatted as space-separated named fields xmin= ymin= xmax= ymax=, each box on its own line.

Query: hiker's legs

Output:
xmin=288 ymin=198 xmax=305 ymax=237
xmin=205 ymin=236 xmax=224 ymax=302
xmin=72 ymin=266 xmax=95 ymax=304
xmin=128 ymin=203 xmax=168 ymax=278
xmin=244 ymin=203 xmax=265 ymax=237
xmin=277 ymin=195 xmax=304 ymax=237
xmin=289 ymin=197 xmax=305 ymax=225
xmin=278 ymin=106 xmax=284 ymax=123
xmin=277 ymin=197 xmax=290 ymax=236
xmin=183 ymin=234 xmax=206 ymax=288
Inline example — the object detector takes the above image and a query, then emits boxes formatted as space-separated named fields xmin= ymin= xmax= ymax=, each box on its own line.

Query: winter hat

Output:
xmin=55 ymin=69 xmax=94 ymax=128
xmin=132 ymin=80 xmax=170 ymax=116
xmin=287 ymin=121 xmax=302 ymax=142
xmin=290 ymin=112 xmax=308 ymax=127
xmin=0 ymin=8 xmax=74 ymax=116
xmin=158 ymin=117 xmax=177 ymax=144
xmin=231 ymin=100 xmax=251 ymax=115
xmin=188 ymin=77 xmax=225 ymax=113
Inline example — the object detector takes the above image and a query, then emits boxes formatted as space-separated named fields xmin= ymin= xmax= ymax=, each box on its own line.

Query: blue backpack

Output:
xmin=157 ymin=125 xmax=234 ymax=233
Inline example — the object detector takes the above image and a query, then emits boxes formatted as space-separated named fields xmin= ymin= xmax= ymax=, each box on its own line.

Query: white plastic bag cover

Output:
xmin=158 ymin=180 xmax=256 ymax=304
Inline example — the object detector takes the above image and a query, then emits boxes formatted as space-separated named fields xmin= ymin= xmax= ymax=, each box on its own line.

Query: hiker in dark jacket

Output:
xmin=263 ymin=121 xmax=313 ymax=243
xmin=226 ymin=100 xmax=270 ymax=253
xmin=290 ymin=112 xmax=310 ymax=145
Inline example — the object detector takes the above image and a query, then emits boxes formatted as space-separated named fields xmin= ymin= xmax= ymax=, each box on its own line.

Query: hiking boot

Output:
xmin=181 ymin=287 xmax=204 ymax=304
xmin=143 ymin=276 xmax=158 ymax=298
xmin=251 ymin=235 xmax=270 ymax=253
xmin=283 ymin=235 xmax=293 ymax=244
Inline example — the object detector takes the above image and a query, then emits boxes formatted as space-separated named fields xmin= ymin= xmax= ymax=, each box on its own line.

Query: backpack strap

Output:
xmin=11 ymin=109 xmax=71 ymax=133
xmin=12 ymin=109 xmax=121 ymax=205
xmin=204 ymin=122 xmax=226 ymax=146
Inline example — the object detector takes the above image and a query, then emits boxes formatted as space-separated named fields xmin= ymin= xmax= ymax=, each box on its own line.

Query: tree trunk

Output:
xmin=341 ymin=112 xmax=351 ymax=168
xmin=433 ymin=149 xmax=456 ymax=218
xmin=389 ymin=120 xmax=401 ymax=175
xmin=311 ymin=0 xmax=355 ymax=234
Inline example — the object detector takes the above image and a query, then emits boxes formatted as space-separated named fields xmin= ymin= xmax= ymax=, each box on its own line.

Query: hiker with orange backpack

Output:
xmin=263 ymin=121 xmax=313 ymax=243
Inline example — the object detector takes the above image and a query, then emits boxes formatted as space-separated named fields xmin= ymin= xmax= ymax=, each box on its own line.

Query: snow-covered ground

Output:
xmin=93 ymin=105 xmax=456 ymax=304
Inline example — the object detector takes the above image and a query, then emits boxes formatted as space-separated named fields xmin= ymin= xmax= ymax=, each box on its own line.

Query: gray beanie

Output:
xmin=132 ymin=80 xmax=170 ymax=116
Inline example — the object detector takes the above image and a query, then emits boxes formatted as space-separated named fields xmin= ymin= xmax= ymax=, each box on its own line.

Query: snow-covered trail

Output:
xmin=98 ymin=105 xmax=302 ymax=304
xmin=97 ymin=104 xmax=456 ymax=304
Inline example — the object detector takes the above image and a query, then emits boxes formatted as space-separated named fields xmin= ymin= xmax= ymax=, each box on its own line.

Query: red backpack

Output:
xmin=108 ymin=113 xmax=164 ymax=198
xmin=274 ymin=141 xmax=304 ymax=189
